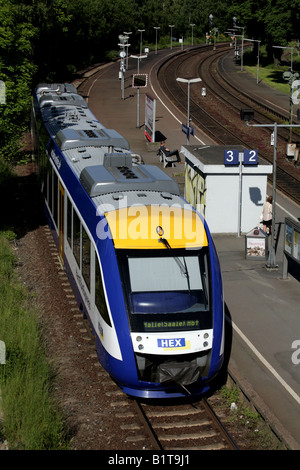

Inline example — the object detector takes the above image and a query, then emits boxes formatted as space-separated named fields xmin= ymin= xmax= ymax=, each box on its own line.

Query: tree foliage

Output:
xmin=0 ymin=0 xmax=299 ymax=162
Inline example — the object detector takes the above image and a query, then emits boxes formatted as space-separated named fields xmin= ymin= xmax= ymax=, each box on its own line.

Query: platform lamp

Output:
xmin=118 ymin=35 xmax=128 ymax=100
xmin=154 ymin=27 xmax=160 ymax=54
xmin=240 ymin=108 xmax=300 ymax=269
xmin=131 ymin=54 xmax=148 ymax=128
xmin=176 ymin=77 xmax=202 ymax=144
xmin=169 ymin=25 xmax=174 ymax=49
xmin=190 ymin=24 xmax=195 ymax=46
xmin=138 ymin=29 xmax=145 ymax=55
xmin=123 ymin=32 xmax=132 ymax=69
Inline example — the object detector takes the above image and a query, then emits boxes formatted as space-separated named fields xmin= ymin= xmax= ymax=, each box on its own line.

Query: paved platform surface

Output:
xmin=86 ymin=46 xmax=300 ymax=449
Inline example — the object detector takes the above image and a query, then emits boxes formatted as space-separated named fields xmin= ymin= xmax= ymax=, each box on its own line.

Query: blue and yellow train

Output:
xmin=31 ymin=83 xmax=224 ymax=399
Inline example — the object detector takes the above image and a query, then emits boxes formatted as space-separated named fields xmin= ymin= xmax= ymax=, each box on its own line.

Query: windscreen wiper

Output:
xmin=157 ymin=227 xmax=190 ymax=291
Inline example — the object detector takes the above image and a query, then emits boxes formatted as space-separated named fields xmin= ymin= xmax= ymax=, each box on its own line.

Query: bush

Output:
xmin=0 ymin=236 xmax=70 ymax=450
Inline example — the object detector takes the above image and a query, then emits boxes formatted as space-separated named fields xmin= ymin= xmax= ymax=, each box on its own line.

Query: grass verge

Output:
xmin=244 ymin=65 xmax=291 ymax=95
xmin=0 ymin=233 xmax=70 ymax=450
xmin=220 ymin=384 xmax=286 ymax=450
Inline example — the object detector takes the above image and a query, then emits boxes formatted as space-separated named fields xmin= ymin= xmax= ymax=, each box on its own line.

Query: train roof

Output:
xmin=35 ymin=83 xmax=181 ymax=201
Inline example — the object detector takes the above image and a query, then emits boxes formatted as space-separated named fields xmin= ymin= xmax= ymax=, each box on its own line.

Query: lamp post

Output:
xmin=231 ymin=35 xmax=260 ymax=80
xmin=131 ymin=54 xmax=148 ymax=128
xmin=176 ymin=77 xmax=202 ymax=144
xmin=234 ymin=25 xmax=245 ymax=71
xmin=273 ymin=45 xmax=294 ymax=72
xmin=138 ymin=29 xmax=145 ymax=55
xmin=154 ymin=26 xmax=160 ymax=54
xmin=123 ymin=31 xmax=132 ymax=69
xmin=118 ymin=35 xmax=128 ymax=99
xmin=190 ymin=23 xmax=195 ymax=46
xmin=169 ymin=25 xmax=174 ymax=49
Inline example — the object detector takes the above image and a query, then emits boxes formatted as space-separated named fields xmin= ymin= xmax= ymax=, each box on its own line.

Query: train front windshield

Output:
xmin=117 ymin=247 xmax=212 ymax=333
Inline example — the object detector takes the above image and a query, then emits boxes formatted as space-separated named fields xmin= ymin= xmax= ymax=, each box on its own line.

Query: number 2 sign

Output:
xmin=244 ymin=149 xmax=258 ymax=165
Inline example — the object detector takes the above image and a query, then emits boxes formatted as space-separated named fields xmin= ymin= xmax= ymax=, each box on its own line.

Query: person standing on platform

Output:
xmin=261 ymin=195 xmax=272 ymax=234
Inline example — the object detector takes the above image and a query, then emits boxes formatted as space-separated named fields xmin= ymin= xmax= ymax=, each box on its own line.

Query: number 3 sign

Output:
xmin=224 ymin=149 xmax=239 ymax=165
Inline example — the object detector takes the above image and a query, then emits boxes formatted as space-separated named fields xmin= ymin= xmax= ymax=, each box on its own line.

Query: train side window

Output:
xmin=48 ymin=167 xmax=53 ymax=212
xmin=53 ymin=171 xmax=58 ymax=228
xmin=82 ymin=227 xmax=91 ymax=291
xmin=41 ymin=153 xmax=50 ymax=199
xmin=38 ymin=122 xmax=50 ymax=149
xmin=73 ymin=210 xmax=81 ymax=267
xmin=67 ymin=196 xmax=72 ymax=248
xmin=95 ymin=260 xmax=111 ymax=326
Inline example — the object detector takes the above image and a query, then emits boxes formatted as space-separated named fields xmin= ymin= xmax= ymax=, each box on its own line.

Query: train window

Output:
xmin=82 ymin=227 xmax=91 ymax=291
xmin=38 ymin=122 xmax=50 ymax=149
xmin=73 ymin=210 xmax=81 ymax=266
xmin=48 ymin=167 xmax=53 ymax=212
xmin=117 ymin=248 xmax=211 ymax=332
xmin=43 ymin=157 xmax=51 ymax=201
xmin=53 ymin=171 xmax=58 ymax=228
xmin=67 ymin=197 xmax=72 ymax=248
xmin=95 ymin=260 xmax=111 ymax=326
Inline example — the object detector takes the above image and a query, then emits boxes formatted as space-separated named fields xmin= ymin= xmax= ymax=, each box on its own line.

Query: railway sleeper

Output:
xmin=164 ymin=442 xmax=226 ymax=451
xmin=158 ymin=429 xmax=218 ymax=441
xmin=151 ymin=418 xmax=211 ymax=429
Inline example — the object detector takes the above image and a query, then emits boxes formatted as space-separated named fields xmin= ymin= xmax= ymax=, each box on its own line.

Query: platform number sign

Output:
xmin=224 ymin=149 xmax=258 ymax=166
xmin=243 ymin=149 xmax=258 ymax=165
xmin=224 ymin=149 xmax=239 ymax=165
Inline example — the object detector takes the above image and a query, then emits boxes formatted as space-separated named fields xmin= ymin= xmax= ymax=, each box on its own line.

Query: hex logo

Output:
xmin=157 ymin=338 xmax=186 ymax=348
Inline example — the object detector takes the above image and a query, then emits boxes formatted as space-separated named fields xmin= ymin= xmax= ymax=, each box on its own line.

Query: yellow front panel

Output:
xmin=104 ymin=205 xmax=208 ymax=249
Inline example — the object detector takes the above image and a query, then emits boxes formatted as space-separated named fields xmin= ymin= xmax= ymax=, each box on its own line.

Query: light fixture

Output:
xmin=156 ymin=226 xmax=164 ymax=237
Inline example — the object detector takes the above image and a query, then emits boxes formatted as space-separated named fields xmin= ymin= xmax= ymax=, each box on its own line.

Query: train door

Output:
xmin=59 ymin=183 xmax=64 ymax=264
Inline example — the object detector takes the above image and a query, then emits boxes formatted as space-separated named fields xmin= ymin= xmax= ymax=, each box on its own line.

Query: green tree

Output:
xmin=0 ymin=0 xmax=37 ymax=161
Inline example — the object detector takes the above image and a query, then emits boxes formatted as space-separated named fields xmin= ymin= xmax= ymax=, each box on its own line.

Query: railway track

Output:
xmin=131 ymin=397 xmax=239 ymax=451
xmin=157 ymin=45 xmax=300 ymax=205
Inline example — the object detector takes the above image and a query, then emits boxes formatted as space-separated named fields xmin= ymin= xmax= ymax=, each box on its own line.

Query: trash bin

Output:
xmin=245 ymin=227 xmax=268 ymax=260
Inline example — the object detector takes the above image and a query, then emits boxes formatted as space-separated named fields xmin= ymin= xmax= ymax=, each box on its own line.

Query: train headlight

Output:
xmin=138 ymin=344 xmax=144 ymax=350
xmin=136 ymin=336 xmax=142 ymax=342
xmin=156 ymin=225 xmax=164 ymax=237
xmin=204 ymin=333 xmax=209 ymax=339
xmin=203 ymin=341 xmax=208 ymax=347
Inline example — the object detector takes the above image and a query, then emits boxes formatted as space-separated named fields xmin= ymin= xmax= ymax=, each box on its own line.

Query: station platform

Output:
xmin=85 ymin=46 xmax=300 ymax=449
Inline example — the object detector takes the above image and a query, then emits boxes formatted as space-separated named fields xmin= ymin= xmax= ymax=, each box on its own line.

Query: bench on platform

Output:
xmin=157 ymin=148 xmax=178 ymax=168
